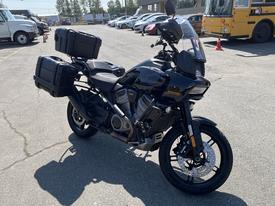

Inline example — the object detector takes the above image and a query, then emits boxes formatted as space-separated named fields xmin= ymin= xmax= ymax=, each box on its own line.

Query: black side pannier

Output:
xmin=34 ymin=56 xmax=78 ymax=97
xmin=55 ymin=28 xmax=102 ymax=59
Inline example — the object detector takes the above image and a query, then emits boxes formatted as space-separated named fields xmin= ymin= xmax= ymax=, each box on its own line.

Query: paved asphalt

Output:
xmin=0 ymin=25 xmax=274 ymax=206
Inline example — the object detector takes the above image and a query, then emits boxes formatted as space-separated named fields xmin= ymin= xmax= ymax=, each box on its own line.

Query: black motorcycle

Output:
xmin=34 ymin=1 xmax=233 ymax=194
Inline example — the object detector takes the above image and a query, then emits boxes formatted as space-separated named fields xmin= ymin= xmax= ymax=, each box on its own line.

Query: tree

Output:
xmin=64 ymin=0 xmax=72 ymax=16
xmin=125 ymin=0 xmax=138 ymax=15
xmin=127 ymin=0 xmax=135 ymax=8
xmin=80 ymin=0 xmax=88 ymax=14
xmin=114 ymin=0 xmax=122 ymax=14
xmin=87 ymin=0 xmax=103 ymax=14
xmin=72 ymin=0 xmax=82 ymax=17
xmin=56 ymin=0 xmax=65 ymax=15
xmin=94 ymin=0 xmax=101 ymax=10
xmin=115 ymin=0 xmax=121 ymax=9
xmin=107 ymin=0 xmax=116 ymax=14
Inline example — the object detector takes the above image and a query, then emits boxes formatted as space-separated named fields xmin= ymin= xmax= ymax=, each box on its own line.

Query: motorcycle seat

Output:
xmin=90 ymin=72 xmax=119 ymax=93
xmin=87 ymin=60 xmax=125 ymax=77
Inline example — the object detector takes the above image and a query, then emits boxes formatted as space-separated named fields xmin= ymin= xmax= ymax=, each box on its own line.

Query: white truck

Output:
xmin=0 ymin=8 xmax=39 ymax=45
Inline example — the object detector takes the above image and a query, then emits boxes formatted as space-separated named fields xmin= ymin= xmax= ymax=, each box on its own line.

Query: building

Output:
xmin=137 ymin=0 xmax=205 ymax=15
xmin=138 ymin=0 xmax=163 ymax=13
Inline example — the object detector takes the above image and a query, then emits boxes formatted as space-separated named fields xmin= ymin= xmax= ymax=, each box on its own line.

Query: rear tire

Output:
xmin=67 ymin=102 xmax=98 ymax=138
xmin=252 ymin=22 xmax=272 ymax=43
xmin=14 ymin=32 xmax=29 ymax=45
xmin=159 ymin=124 xmax=233 ymax=194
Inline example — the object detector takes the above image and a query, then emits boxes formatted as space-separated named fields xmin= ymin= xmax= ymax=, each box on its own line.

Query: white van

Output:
xmin=0 ymin=8 xmax=39 ymax=45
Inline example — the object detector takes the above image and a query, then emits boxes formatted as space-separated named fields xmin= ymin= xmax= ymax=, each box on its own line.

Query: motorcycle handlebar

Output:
xmin=151 ymin=38 xmax=165 ymax=48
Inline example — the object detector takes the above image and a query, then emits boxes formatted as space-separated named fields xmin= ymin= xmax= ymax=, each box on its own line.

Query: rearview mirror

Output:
xmin=165 ymin=0 xmax=176 ymax=16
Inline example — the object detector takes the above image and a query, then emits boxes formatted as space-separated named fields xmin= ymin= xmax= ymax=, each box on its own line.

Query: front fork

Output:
xmin=181 ymin=102 xmax=204 ymax=160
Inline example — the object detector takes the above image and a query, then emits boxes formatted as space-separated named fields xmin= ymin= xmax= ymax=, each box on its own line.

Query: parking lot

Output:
xmin=0 ymin=25 xmax=274 ymax=206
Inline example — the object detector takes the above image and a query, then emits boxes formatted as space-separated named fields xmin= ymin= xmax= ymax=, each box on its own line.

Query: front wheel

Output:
xmin=159 ymin=124 xmax=233 ymax=194
xmin=14 ymin=32 xmax=29 ymax=45
xmin=67 ymin=102 xmax=98 ymax=138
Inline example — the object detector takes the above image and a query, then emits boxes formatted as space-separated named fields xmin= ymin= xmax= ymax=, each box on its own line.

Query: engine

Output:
xmin=110 ymin=88 xmax=154 ymax=133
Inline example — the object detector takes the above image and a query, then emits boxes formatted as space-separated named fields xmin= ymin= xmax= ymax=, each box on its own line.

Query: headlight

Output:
xmin=24 ymin=25 xmax=35 ymax=31
xmin=189 ymin=86 xmax=208 ymax=95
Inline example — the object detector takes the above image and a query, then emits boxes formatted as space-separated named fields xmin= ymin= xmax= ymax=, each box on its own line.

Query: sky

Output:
xmin=1 ymin=0 xmax=113 ymax=15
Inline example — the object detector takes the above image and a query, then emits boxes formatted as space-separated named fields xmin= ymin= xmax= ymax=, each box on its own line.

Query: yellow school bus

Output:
xmin=202 ymin=0 xmax=275 ymax=42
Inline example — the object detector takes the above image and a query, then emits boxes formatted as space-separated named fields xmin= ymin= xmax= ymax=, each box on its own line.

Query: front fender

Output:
xmin=192 ymin=116 xmax=217 ymax=127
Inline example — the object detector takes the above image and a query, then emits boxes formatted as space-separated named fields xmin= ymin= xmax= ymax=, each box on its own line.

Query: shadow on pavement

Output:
xmin=0 ymin=41 xmax=39 ymax=50
xmin=203 ymin=38 xmax=275 ymax=57
xmin=34 ymin=134 xmax=247 ymax=206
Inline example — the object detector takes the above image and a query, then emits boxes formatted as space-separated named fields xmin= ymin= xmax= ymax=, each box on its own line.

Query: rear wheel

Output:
xmin=67 ymin=102 xmax=98 ymax=138
xmin=252 ymin=22 xmax=272 ymax=43
xmin=159 ymin=124 xmax=233 ymax=194
xmin=14 ymin=32 xmax=29 ymax=45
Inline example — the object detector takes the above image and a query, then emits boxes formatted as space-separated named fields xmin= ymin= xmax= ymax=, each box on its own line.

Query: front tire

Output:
xmin=67 ymin=102 xmax=98 ymax=138
xmin=159 ymin=124 xmax=233 ymax=194
xmin=14 ymin=32 xmax=29 ymax=45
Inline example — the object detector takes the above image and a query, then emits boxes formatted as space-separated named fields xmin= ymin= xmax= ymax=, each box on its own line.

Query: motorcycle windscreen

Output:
xmin=175 ymin=18 xmax=206 ymax=63
xmin=176 ymin=51 xmax=205 ymax=79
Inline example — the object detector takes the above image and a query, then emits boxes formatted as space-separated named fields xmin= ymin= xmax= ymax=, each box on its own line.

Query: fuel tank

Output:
xmin=118 ymin=59 xmax=170 ymax=94
xmin=134 ymin=58 xmax=168 ymax=70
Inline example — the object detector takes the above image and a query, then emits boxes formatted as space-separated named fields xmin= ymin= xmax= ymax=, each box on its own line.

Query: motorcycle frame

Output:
xmin=68 ymin=48 xmax=206 ymax=154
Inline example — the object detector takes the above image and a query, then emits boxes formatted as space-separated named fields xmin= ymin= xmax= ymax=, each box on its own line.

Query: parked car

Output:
xmin=126 ymin=13 xmax=152 ymax=29
xmin=177 ymin=14 xmax=203 ymax=35
xmin=134 ymin=14 xmax=169 ymax=33
xmin=61 ymin=19 xmax=71 ymax=25
xmin=11 ymin=9 xmax=49 ymax=35
xmin=10 ymin=9 xmax=34 ymax=18
xmin=0 ymin=8 xmax=39 ymax=45
xmin=116 ymin=16 xmax=138 ymax=29
xmin=134 ymin=13 xmax=163 ymax=28
xmin=145 ymin=23 xmax=160 ymax=35
xmin=30 ymin=16 xmax=50 ymax=35
xmin=13 ymin=14 xmax=28 ymax=20
xmin=107 ymin=16 xmax=128 ymax=27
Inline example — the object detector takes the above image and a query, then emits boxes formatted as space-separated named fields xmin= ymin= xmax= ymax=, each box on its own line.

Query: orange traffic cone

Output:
xmin=215 ymin=38 xmax=223 ymax=51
